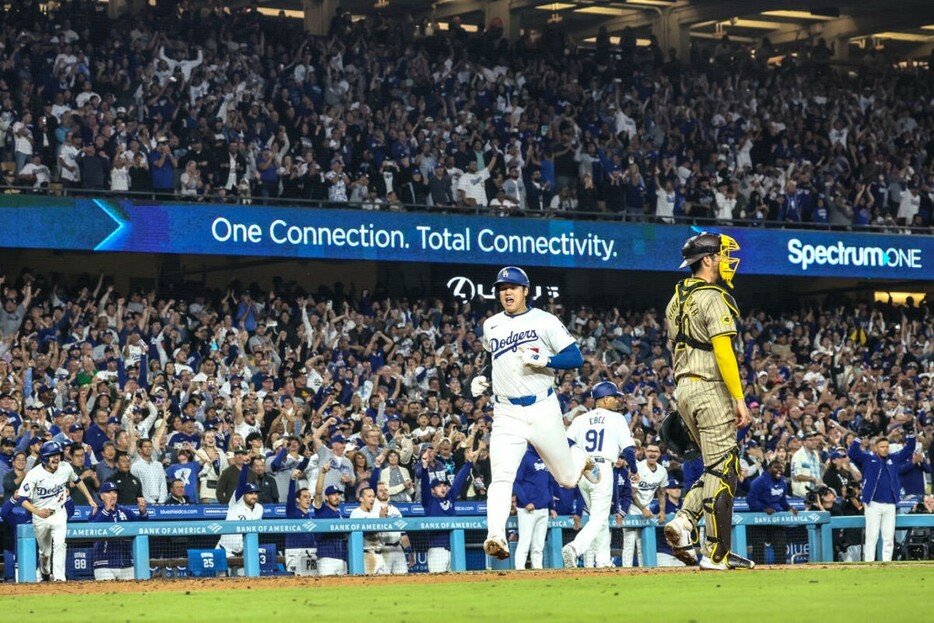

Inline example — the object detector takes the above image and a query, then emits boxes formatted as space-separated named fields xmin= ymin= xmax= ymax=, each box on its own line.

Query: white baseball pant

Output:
xmin=285 ymin=548 xmax=318 ymax=576
xmin=381 ymin=547 xmax=409 ymax=574
xmin=622 ymin=508 xmax=645 ymax=567
xmin=94 ymin=567 xmax=135 ymax=581
xmin=864 ymin=501 xmax=896 ymax=562
xmin=427 ymin=547 xmax=451 ymax=573
xmin=487 ymin=394 xmax=589 ymax=542
xmin=364 ymin=549 xmax=388 ymax=575
xmin=568 ymin=461 xmax=613 ymax=567
xmin=317 ymin=557 xmax=347 ymax=576
xmin=514 ymin=507 xmax=549 ymax=569
xmin=33 ymin=510 xmax=68 ymax=581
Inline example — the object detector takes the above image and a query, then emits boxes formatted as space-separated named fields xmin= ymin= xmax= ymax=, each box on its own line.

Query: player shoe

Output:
xmin=483 ymin=537 xmax=510 ymax=560
xmin=663 ymin=516 xmax=699 ymax=566
xmin=699 ymin=552 xmax=756 ymax=570
xmin=561 ymin=544 xmax=578 ymax=568
xmin=581 ymin=458 xmax=600 ymax=484
xmin=40 ymin=573 xmax=51 ymax=582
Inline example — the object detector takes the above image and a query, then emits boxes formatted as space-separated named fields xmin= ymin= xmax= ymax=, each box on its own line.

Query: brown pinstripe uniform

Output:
xmin=664 ymin=277 xmax=741 ymax=557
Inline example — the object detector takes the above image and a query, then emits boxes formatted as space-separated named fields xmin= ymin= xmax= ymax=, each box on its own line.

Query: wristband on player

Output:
xmin=404 ymin=546 xmax=413 ymax=555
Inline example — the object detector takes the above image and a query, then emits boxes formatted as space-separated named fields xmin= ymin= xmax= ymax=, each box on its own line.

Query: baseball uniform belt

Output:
xmin=493 ymin=387 xmax=554 ymax=407
xmin=591 ymin=457 xmax=606 ymax=463
xmin=382 ymin=542 xmax=401 ymax=547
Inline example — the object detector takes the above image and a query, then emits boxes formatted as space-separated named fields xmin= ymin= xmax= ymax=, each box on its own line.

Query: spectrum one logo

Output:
xmin=787 ymin=238 xmax=922 ymax=272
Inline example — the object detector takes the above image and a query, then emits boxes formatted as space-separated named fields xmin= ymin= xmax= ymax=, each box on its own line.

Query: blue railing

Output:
xmin=15 ymin=511 xmax=934 ymax=582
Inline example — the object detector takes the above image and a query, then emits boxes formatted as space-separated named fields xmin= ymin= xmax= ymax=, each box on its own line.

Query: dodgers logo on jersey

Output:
xmin=489 ymin=329 xmax=539 ymax=359
xmin=440 ymin=500 xmax=452 ymax=512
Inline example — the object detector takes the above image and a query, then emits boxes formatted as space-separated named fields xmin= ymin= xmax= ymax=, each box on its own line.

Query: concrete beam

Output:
xmin=768 ymin=9 xmax=934 ymax=46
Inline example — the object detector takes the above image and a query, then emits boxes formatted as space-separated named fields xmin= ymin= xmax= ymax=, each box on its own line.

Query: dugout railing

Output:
xmin=21 ymin=510 xmax=925 ymax=582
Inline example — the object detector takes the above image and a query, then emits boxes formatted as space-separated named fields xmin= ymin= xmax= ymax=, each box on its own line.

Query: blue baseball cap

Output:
xmin=329 ymin=435 xmax=347 ymax=446
xmin=829 ymin=449 xmax=847 ymax=461
xmin=430 ymin=478 xmax=448 ymax=488
xmin=107 ymin=416 xmax=121 ymax=425
xmin=324 ymin=485 xmax=343 ymax=496
xmin=242 ymin=483 xmax=260 ymax=494
xmin=665 ymin=478 xmax=682 ymax=489
xmin=68 ymin=424 xmax=84 ymax=433
xmin=100 ymin=481 xmax=118 ymax=494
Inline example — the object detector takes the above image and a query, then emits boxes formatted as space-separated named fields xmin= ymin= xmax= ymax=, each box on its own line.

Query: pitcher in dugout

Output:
xmin=662 ymin=232 xmax=754 ymax=571
xmin=472 ymin=266 xmax=598 ymax=561
xmin=17 ymin=441 xmax=98 ymax=581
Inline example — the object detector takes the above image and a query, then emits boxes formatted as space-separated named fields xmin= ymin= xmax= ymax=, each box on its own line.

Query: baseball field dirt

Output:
xmin=1 ymin=564 xmax=931 ymax=622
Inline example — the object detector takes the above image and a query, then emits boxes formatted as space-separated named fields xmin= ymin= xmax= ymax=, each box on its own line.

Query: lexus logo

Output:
xmin=446 ymin=276 xmax=559 ymax=302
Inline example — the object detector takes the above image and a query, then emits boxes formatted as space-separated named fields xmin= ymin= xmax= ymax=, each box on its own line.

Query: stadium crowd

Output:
xmin=0 ymin=268 xmax=931 ymax=514
xmin=0 ymin=2 xmax=933 ymax=230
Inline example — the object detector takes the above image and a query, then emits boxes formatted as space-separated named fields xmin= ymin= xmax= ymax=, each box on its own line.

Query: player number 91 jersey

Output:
xmin=565 ymin=408 xmax=635 ymax=462
xmin=482 ymin=308 xmax=575 ymax=398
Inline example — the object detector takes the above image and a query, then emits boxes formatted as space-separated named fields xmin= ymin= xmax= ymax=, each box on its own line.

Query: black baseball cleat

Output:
xmin=41 ymin=573 xmax=51 ymax=582
xmin=725 ymin=552 xmax=755 ymax=569
xmin=701 ymin=552 xmax=756 ymax=570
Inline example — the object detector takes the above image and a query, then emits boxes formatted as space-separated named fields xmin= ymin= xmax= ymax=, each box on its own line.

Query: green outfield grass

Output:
xmin=2 ymin=565 xmax=931 ymax=622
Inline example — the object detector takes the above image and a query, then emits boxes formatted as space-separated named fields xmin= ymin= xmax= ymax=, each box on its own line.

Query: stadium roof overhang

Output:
xmin=236 ymin=0 xmax=934 ymax=62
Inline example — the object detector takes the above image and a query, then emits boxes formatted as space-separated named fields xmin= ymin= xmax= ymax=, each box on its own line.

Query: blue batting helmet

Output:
xmin=40 ymin=441 xmax=64 ymax=464
xmin=493 ymin=266 xmax=530 ymax=288
xmin=591 ymin=381 xmax=624 ymax=401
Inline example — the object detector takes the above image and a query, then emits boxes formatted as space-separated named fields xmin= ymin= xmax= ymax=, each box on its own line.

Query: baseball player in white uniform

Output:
xmin=623 ymin=443 xmax=668 ymax=567
xmin=217 ymin=464 xmax=264 ymax=557
xmin=18 ymin=441 xmax=98 ymax=581
xmin=349 ymin=487 xmax=388 ymax=574
xmin=374 ymin=481 xmax=411 ymax=574
xmin=562 ymin=382 xmax=638 ymax=568
xmin=473 ymin=266 xmax=597 ymax=561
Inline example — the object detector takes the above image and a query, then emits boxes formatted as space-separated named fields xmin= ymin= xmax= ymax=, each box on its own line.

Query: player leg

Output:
xmin=33 ymin=517 xmax=52 ymax=579
xmin=384 ymin=548 xmax=407 ymax=574
xmin=880 ymin=503 xmax=897 ymax=562
xmin=562 ymin=479 xmax=591 ymax=567
xmin=567 ymin=466 xmax=611 ymax=559
xmin=592 ymin=520 xmax=612 ymax=567
xmin=427 ymin=547 xmax=451 ymax=573
xmin=530 ymin=395 xmax=590 ymax=487
xmin=94 ymin=567 xmax=118 ymax=581
xmin=514 ymin=507 xmax=534 ymax=569
xmin=529 ymin=508 xmax=548 ymax=569
xmin=693 ymin=383 xmax=746 ymax=568
xmin=621 ymin=527 xmax=637 ymax=567
xmin=863 ymin=502 xmax=881 ymax=562
xmin=317 ymin=557 xmax=343 ymax=576
xmin=116 ymin=567 xmax=135 ymax=581
xmin=485 ymin=403 xmax=529 ymax=558
xmin=50 ymin=511 xmax=68 ymax=580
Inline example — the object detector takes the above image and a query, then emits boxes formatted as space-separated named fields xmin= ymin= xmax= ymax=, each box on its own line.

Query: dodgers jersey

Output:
xmin=566 ymin=408 xmax=635 ymax=463
xmin=632 ymin=460 xmax=668 ymax=508
xmin=18 ymin=462 xmax=78 ymax=511
xmin=482 ymin=308 xmax=576 ymax=398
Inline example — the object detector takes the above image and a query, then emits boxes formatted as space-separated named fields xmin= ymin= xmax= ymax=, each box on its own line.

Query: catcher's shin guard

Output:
xmin=700 ymin=447 xmax=739 ymax=564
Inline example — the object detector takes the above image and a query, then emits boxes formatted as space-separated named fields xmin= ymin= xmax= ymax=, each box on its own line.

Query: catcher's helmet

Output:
xmin=493 ymin=266 xmax=530 ymax=289
xmin=591 ymin=381 xmax=624 ymax=401
xmin=659 ymin=412 xmax=700 ymax=461
xmin=678 ymin=232 xmax=740 ymax=288
xmin=40 ymin=441 xmax=64 ymax=465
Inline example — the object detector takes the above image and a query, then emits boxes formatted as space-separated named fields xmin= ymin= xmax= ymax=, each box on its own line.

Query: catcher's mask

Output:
xmin=678 ymin=232 xmax=740 ymax=288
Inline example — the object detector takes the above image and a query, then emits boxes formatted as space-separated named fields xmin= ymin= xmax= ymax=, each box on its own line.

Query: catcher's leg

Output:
xmin=701 ymin=447 xmax=739 ymax=564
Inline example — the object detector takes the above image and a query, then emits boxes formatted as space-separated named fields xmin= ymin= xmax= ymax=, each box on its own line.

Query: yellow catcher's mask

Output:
xmin=678 ymin=232 xmax=741 ymax=288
